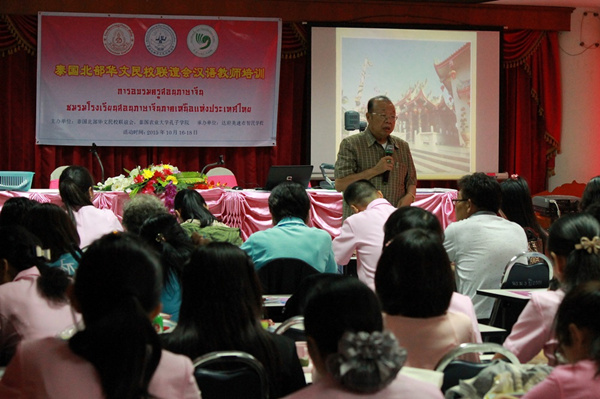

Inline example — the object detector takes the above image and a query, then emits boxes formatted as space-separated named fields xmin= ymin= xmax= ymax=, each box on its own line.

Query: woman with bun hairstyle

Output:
xmin=284 ymin=275 xmax=443 ymax=398
xmin=0 ymin=232 xmax=200 ymax=399
xmin=502 ymin=212 xmax=600 ymax=365
xmin=59 ymin=165 xmax=122 ymax=248
xmin=0 ymin=226 xmax=73 ymax=366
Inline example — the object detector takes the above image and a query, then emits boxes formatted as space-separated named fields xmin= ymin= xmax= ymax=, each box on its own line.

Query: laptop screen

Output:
xmin=264 ymin=165 xmax=314 ymax=190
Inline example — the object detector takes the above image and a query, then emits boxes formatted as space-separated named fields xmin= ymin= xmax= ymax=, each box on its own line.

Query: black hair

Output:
xmin=580 ymin=176 xmax=600 ymax=211
xmin=0 ymin=197 xmax=37 ymax=227
xmin=122 ymin=194 xmax=169 ymax=235
xmin=343 ymin=179 xmax=379 ymax=208
xmin=375 ymin=228 xmax=454 ymax=318
xmin=24 ymin=203 xmax=82 ymax=263
xmin=304 ymin=276 xmax=383 ymax=357
xmin=555 ymin=280 xmax=600 ymax=376
xmin=138 ymin=214 xmax=193 ymax=288
xmin=268 ymin=181 xmax=310 ymax=225
xmin=500 ymin=176 xmax=546 ymax=241
xmin=457 ymin=172 xmax=501 ymax=213
xmin=161 ymin=242 xmax=285 ymax=397
xmin=0 ymin=226 xmax=69 ymax=303
xmin=283 ymin=273 xmax=347 ymax=319
xmin=367 ymin=95 xmax=392 ymax=113
xmin=548 ymin=213 xmax=600 ymax=293
xmin=58 ymin=165 xmax=94 ymax=223
xmin=173 ymin=189 xmax=216 ymax=227
xmin=383 ymin=206 xmax=443 ymax=246
xmin=69 ymin=232 xmax=162 ymax=399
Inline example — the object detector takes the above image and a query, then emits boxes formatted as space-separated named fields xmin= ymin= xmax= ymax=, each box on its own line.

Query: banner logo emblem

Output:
xmin=187 ymin=25 xmax=219 ymax=58
xmin=103 ymin=23 xmax=134 ymax=56
xmin=145 ymin=23 xmax=177 ymax=57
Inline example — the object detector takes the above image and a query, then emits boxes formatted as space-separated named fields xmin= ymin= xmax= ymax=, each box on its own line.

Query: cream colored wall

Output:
xmin=550 ymin=7 xmax=600 ymax=190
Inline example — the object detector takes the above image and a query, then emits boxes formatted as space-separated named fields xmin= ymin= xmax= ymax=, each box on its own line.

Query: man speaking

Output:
xmin=334 ymin=95 xmax=417 ymax=218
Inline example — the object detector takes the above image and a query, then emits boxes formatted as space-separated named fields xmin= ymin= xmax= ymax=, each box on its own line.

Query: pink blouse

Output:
xmin=384 ymin=311 xmax=479 ymax=370
xmin=0 ymin=337 xmax=201 ymax=399
xmin=503 ymin=289 xmax=564 ymax=365
xmin=0 ymin=267 xmax=74 ymax=360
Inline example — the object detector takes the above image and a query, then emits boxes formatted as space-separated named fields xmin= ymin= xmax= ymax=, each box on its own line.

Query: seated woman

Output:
xmin=59 ymin=165 xmax=122 ymax=248
xmin=0 ymin=232 xmax=200 ymax=399
xmin=519 ymin=280 xmax=600 ymax=398
xmin=173 ymin=189 xmax=242 ymax=245
xmin=500 ymin=175 xmax=547 ymax=255
xmin=139 ymin=214 xmax=194 ymax=322
xmin=161 ymin=242 xmax=306 ymax=398
xmin=283 ymin=275 xmax=443 ymax=398
xmin=0 ymin=197 xmax=37 ymax=227
xmin=0 ymin=226 xmax=73 ymax=366
xmin=383 ymin=206 xmax=481 ymax=343
xmin=376 ymin=228 xmax=479 ymax=370
xmin=502 ymin=212 xmax=600 ymax=365
xmin=24 ymin=203 xmax=83 ymax=276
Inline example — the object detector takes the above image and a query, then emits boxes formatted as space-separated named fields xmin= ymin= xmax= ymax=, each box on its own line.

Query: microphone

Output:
xmin=90 ymin=143 xmax=105 ymax=184
xmin=200 ymin=155 xmax=225 ymax=175
xmin=383 ymin=143 xmax=394 ymax=184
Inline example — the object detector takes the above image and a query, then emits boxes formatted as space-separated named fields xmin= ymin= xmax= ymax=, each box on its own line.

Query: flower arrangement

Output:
xmin=98 ymin=164 xmax=214 ymax=199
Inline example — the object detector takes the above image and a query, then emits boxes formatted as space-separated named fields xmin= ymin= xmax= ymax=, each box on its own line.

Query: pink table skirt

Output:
xmin=0 ymin=188 xmax=456 ymax=240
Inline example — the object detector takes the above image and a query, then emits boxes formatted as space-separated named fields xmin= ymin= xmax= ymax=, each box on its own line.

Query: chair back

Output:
xmin=500 ymin=251 xmax=553 ymax=289
xmin=435 ymin=343 xmax=519 ymax=394
xmin=206 ymin=167 xmax=238 ymax=187
xmin=274 ymin=315 xmax=306 ymax=342
xmin=257 ymin=258 xmax=320 ymax=295
xmin=49 ymin=165 xmax=70 ymax=189
xmin=193 ymin=351 xmax=269 ymax=399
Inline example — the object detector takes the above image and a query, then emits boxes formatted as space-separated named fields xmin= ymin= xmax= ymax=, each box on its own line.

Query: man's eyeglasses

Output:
xmin=371 ymin=113 xmax=398 ymax=122
xmin=451 ymin=198 xmax=468 ymax=204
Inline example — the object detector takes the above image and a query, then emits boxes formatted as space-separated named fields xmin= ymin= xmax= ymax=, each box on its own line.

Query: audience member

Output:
xmin=579 ymin=175 xmax=600 ymax=211
xmin=332 ymin=180 xmax=395 ymax=290
xmin=0 ymin=197 xmax=36 ymax=227
xmin=241 ymin=182 xmax=337 ymax=273
xmin=284 ymin=276 xmax=443 ymax=398
xmin=173 ymin=189 xmax=242 ymax=245
xmin=59 ymin=165 xmax=122 ymax=248
xmin=122 ymin=194 xmax=169 ymax=235
xmin=444 ymin=172 xmax=528 ymax=319
xmin=24 ymin=203 xmax=82 ymax=276
xmin=500 ymin=175 xmax=547 ymax=254
xmin=519 ymin=281 xmax=600 ymax=398
xmin=162 ymin=242 xmax=306 ymax=398
xmin=0 ymin=226 xmax=73 ymax=366
xmin=376 ymin=229 xmax=479 ymax=369
xmin=139 ymin=214 xmax=194 ymax=322
xmin=502 ymin=212 xmax=600 ymax=365
xmin=383 ymin=206 xmax=481 ymax=342
xmin=0 ymin=232 xmax=200 ymax=399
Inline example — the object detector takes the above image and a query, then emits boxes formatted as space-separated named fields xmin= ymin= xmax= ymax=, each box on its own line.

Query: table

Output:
xmin=477 ymin=288 xmax=548 ymax=333
xmin=0 ymin=187 xmax=456 ymax=240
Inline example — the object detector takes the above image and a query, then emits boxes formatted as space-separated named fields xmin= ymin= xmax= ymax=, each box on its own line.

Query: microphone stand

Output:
xmin=200 ymin=155 xmax=225 ymax=175
xmin=90 ymin=143 xmax=105 ymax=184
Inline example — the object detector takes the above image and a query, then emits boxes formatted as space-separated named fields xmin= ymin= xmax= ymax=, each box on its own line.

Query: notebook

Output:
xmin=263 ymin=165 xmax=314 ymax=190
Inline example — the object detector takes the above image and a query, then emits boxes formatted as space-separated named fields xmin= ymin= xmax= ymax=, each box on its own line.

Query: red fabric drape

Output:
xmin=1 ymin=16 xmax=561 ymax=194
xmin=501 ymin=31 xmax=561 ymax=194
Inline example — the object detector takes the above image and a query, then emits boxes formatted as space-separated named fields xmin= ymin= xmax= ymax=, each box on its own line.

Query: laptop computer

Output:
xmin=263 ymin=165 xmax=314 ymax=190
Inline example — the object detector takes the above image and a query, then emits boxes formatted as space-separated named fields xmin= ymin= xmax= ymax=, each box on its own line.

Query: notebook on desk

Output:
xmin=262 ymin=165 xmax=313 ymax=190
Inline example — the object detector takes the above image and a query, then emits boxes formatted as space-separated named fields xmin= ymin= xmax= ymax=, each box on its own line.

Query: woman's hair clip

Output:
xmin=574 ymin=236 xmax=600 ymax=254
xmin=510 ymin=174 xmax=519 ymax=180
xmin=35 ymin=246 xmax=52 ymax=261
xmin=155 ymin=233 xmax=166 ymax=243
xmin=326 ymin=330 xmax=407 ymax=393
